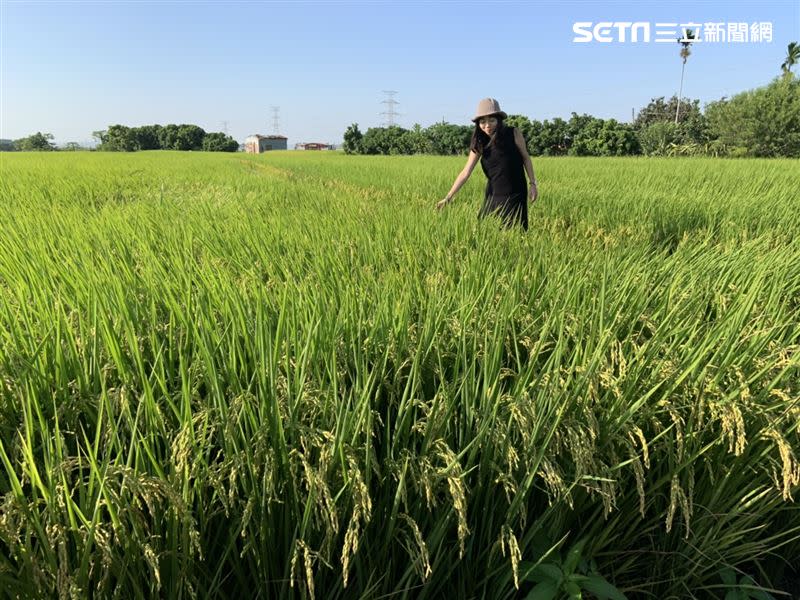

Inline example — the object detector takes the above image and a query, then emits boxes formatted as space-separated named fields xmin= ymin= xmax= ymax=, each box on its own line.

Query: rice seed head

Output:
xmin=290 ymin=539 xmax=316 ymax=600
xmin=341 ymin=456 xmax=372 ymax=588
xmin=501 ymin=525 xmax=522 ymax=590
xmin=761 ymin=428 xmax=800 ymax=501
xmin=399 ymin=513 xmax=432 ymax=581
xmin=433 ymin=440 xmax=469 ymax=558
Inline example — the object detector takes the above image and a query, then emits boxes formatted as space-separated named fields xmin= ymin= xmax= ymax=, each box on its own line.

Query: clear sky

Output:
xmin=2 ymin=0 xmax=798 ymax=147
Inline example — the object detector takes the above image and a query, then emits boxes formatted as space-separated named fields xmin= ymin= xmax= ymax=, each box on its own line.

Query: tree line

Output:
xmin=343 ymin=75 xmax=800 ymax=158
xmin=95 ymin=124 xmax=239 ymax=152
xmin=6 ymin=45 xmax=798 ymax=158
xmin=3 ymin=124 xmax=239 ymax=152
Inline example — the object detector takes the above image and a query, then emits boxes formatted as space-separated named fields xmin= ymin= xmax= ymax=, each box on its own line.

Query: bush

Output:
xmin=706 ymin=77 xmax=800 ymax=157
xmin=341 ymin=78 xmax=798 ymax=157
xmin=202 ymin=132 xmax=239 ymax=152
xmin=343 ymin=123 xmax=363 ymax=154
xmin=15 ymin=132 xmax=56 ymax=151
xmin=424 ymin=122 xmax=471 ymax=155
xmin=570 ymin=118 xmax=640 ymax=156
xmin=638 ymin=122 xmax=681 ymax=156
xmin=361 ymin=126 xmax=412 ymax=155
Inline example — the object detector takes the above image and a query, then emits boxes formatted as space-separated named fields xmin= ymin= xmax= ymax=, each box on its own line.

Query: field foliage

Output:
xmin=1 ymin=151 xmax=799 ymax=598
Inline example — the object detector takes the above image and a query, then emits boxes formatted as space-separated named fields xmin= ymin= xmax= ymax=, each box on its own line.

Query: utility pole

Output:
xmin=381 ymin=91 xmax=400 ymax=127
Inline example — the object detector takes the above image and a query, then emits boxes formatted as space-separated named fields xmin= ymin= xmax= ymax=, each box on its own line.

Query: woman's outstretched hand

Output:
xmin=435 ymin=198 xmax=451 ymax=211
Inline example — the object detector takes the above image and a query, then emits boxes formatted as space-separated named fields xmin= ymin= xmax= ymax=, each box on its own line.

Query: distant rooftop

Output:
xmin=247 ymin=134 xmax=288 ymax=140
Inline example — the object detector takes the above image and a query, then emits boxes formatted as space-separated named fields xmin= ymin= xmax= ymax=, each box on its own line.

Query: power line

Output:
xmin=380 ymin=90 xmax=400 ymax=127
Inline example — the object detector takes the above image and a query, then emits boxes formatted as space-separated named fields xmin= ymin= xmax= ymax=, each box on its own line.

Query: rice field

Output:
xmin=0 ymin=150 xmax=799 ymax=599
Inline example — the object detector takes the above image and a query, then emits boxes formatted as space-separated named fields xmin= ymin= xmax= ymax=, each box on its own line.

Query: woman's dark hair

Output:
xmin=470 ymin=115 xmax=505 ymax=155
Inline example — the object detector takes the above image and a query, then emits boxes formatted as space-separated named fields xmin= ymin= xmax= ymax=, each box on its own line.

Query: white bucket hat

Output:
xmin=472 ymin=98 xmax=508 ymax=122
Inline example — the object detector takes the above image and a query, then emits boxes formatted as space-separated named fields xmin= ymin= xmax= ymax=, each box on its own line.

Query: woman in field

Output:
xmin=436 ymin=98 xmax=538 ymax=231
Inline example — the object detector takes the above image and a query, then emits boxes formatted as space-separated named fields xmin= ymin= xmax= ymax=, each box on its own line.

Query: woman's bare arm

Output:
xmin=436 ymin=150 xmax=481 ymax=210
xmin=513 ymin=128 xmax=538 ymax=201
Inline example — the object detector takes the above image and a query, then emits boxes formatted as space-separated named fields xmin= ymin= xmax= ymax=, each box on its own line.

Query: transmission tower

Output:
xmin=270 ymin=106 xmax=280 ymax=134
xmin=221 ymin=120 xmax=229 ymax=135
xmin=381 ymin=90 xmax=400 ymax=127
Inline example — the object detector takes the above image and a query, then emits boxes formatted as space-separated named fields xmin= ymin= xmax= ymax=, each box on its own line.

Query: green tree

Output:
xmin=360 ymin=126 xmax=412 ymax=155
xmin=637 ymin=122 xmax=681 ymax=156
xmin=601 ymin=119 xmax=640 ymax=155
xmin=524 ymin=119 xmax=547 ymax=155
xmin=158 ymin=124 xmax=180 ymax=150
xmin=634 ymin=96 xmax=702 ymax=128
xmin=539 ymin=118 xmax=569 ymax=155
xmin=567 ymin=112 xmax=597 ymax=147
xmin=505 ymin=114 xmax=534 ymax=149
xmin=62 ymin=142 xmax=85 ymax=151
xmin=102 ymin=125 xmax=137 ymax=151
xmin=14 ymin=132 xmax=56 ymax=151
xmin=173 ymin=124 xmax=206 ymax=151
xmin=634 ymin=96 xmax=708 ymax=149
xmin=675 ymin=29 xmax=697 ymax=124
xmin=403 ymin=123 xmax=432 ymax=154
xmin=570 ymin=118 xmax=640 ymax=156
xmin=133 ymin=125 xmax=163 ymax=150
xmin=343 ymin=123 xmax=363 ymax=154
xmin=97 ymin=123 xmax=216 ymax=151
xmin=424 ymin=121 xmax=471 ymax=155
xmin=706 ymin=76 xmax=800 ymax=157
xmin=202 ymin=132 xmax=239 ymax=152
xmin=781 ymin=41 xmax=799 ymax=79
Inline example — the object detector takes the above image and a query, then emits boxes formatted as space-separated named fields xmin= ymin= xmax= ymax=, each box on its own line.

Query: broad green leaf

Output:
xmin=526 ymin=580 xmax=559 ymax=600
xmin=720 ymin=568 xmax=737 ymax=586
xmin=533 ymin=563 xmax=564 ymax=584
xmin=563 ymin=539 xmax=587 ymax=575
xmin=582 ymin=574 xmax=627 ymax=600
xmin=565 ymin=580 xmax=582 ymax=597
xmin=747 ymin=587 xmax=777 ymax=600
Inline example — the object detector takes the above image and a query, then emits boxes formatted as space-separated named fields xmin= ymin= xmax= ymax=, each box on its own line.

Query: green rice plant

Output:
xmin=0 ymin=151 xmax=798 ymax=599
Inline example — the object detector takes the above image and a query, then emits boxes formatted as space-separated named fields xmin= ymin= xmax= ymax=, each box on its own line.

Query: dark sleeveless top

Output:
xmin=479 ymin=126 xmax=527 ymax=197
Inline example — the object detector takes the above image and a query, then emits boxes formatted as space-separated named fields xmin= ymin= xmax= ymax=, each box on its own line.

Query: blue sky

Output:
xmin=2 ymin=0 xmax=798 ymax=146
